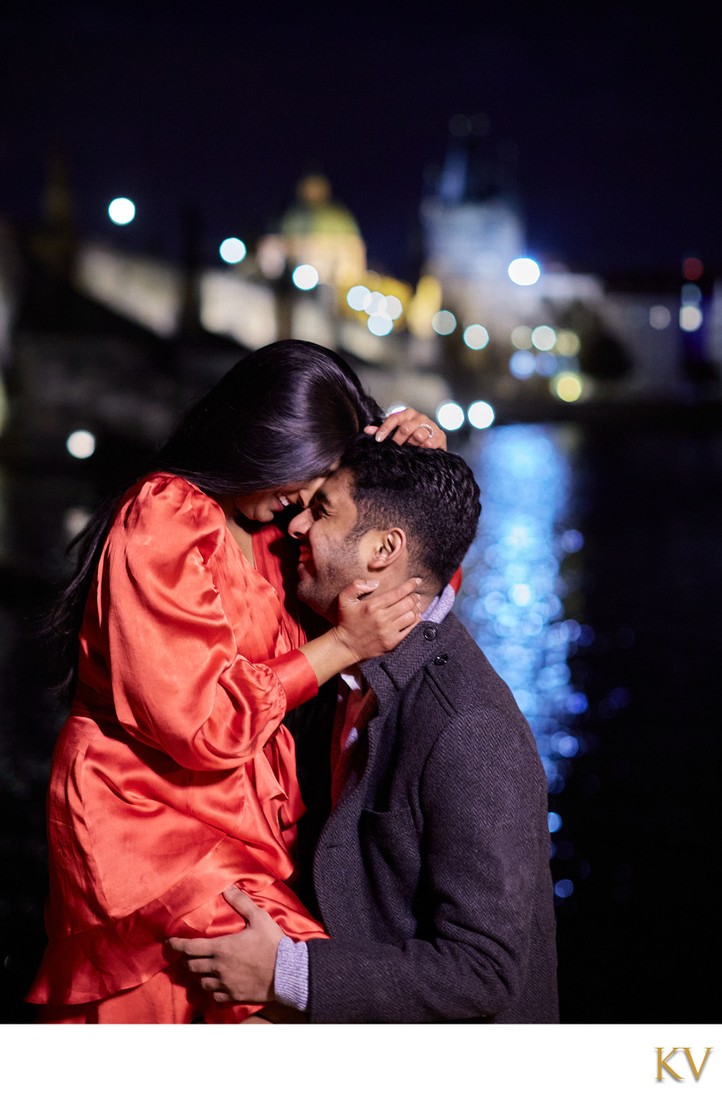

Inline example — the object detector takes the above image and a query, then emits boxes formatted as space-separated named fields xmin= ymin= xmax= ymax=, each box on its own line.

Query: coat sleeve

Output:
xmin=305 ymin=707 xmax=549 ymax=1022
xmin=97 ymin=476 xmax=317 ymax=771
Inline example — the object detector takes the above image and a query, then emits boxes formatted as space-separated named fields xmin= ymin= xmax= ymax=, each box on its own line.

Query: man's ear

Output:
xmin=366 ymin=527 xmax=407 ymax=572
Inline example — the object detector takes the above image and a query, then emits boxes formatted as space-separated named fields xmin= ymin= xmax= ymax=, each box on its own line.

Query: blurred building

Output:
xmin=414 ymin=116 xmax=718 ymax=409
xmin=0 ymin=155 xmax=245 ymax=484
xmin=1 ymin=125 xmax=720 ymax=452
xmin=257 ymin=172 xmax=366 ymax=289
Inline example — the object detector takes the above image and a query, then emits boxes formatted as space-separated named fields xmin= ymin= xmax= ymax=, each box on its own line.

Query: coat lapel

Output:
xmin=313 ymin=620 xmax=454 ymax=853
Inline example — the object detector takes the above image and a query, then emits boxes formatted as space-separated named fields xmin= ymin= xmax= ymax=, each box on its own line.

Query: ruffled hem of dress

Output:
xmin=26 ymin=835 xmax=296 ymax=1005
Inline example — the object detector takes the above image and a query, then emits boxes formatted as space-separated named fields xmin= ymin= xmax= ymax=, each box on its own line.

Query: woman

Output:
xmin=27 ymin=339 xmax=444 ymax=1024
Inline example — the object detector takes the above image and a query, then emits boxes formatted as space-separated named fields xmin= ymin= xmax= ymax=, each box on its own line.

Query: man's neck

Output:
xmin=417 ymin=594 xmax=436 ymax=617
xmin=375 ymin=573 xmax=438 ymax=617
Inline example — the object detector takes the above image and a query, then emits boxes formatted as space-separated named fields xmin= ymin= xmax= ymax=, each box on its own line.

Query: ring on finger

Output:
xmin=417 ymin=422 xmax=435 ymax=440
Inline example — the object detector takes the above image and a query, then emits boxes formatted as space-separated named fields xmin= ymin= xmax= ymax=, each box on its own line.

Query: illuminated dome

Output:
xmin=280 ymin=173 xmax=361 ymax=238
xmin=258 ymin=173 xmax=366 ymax=286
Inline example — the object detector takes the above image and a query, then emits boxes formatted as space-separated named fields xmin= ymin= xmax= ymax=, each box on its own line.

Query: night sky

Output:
xmin=2 ymin=2 xmax=721 ymax=281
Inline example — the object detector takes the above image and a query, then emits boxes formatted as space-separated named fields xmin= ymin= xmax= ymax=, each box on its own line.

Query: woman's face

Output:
xmin=235 ymin=469 xmax=337 ymax=524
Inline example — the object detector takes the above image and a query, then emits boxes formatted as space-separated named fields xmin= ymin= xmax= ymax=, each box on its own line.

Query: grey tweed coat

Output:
xmin=303 ymin=612 xmax=560 ymax=1023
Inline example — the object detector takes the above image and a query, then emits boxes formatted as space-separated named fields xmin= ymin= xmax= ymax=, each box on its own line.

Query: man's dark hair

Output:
xmin=341 ymin=436 xmax=481 ymax=588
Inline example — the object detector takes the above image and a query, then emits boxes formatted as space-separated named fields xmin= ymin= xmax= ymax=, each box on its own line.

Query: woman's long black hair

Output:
xmin=51 ymin=339 xmax=384 ymax=700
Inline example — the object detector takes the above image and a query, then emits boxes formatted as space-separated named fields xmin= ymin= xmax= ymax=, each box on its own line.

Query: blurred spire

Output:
xmin=29 ymin=145 xmax=79 ymax=279
xmin=437 ymin=113 xmax=520 ymax=207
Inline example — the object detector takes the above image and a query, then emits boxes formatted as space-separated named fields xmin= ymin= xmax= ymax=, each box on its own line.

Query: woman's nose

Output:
xmin=299 ymin=478 xmax=324 ymax=507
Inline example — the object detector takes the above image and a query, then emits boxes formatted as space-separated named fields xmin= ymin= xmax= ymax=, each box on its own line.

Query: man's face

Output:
xmin=288 ymin=468 xmax=369 ymax=617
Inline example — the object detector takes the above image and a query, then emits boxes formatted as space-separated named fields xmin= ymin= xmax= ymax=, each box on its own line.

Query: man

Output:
xmin=170 ymin=438 xmax=559 ymax=1023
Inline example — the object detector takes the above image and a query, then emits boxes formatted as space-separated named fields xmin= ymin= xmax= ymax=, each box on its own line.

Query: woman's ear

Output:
xmin=366 ymin=527 xmax=407 ymax=571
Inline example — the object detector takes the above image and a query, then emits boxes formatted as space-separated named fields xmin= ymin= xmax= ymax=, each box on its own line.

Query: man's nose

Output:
xmin=288 ymin=506 xmax=312 ymax=540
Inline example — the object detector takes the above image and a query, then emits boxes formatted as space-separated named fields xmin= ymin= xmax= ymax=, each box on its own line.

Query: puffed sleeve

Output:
xmin=96 ymin=476 xmax=317 ymax=771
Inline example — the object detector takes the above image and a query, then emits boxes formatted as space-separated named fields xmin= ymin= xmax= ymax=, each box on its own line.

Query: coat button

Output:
xmin=434 ymin=653 xmax=448 ymax=666
xmin=423 ymin=626 xmax=438 ymax=641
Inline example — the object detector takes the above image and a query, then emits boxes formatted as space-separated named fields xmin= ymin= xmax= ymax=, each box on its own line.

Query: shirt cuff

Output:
xmin=265 ymin=650 xmax=318 ymax=711
xmin=274 ymin=937 xmax=309 ymax=1012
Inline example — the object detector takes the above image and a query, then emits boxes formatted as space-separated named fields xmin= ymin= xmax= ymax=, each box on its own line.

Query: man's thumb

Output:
xmin=222 ymin=885 xmax=256 ymax=919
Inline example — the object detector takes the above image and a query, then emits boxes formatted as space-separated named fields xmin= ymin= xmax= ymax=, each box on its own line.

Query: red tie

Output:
xmin=330 ymin=680 xmax=377 ymax=807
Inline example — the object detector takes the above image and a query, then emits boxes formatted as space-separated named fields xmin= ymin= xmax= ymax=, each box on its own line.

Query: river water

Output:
xmin=1 ymin=414 xmax=720 ymax=1023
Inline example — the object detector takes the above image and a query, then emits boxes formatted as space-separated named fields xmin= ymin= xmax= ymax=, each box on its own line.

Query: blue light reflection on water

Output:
xmin=457 ymin=424 xmax=591 ymax=896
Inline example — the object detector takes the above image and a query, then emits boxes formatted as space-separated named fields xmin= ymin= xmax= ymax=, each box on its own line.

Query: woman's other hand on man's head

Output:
xmin=364 ymin=407 xmax=447 ymax=450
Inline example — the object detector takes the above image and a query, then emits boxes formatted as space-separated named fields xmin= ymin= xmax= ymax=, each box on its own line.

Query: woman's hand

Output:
xmin=299 ymin=578 xmax=422 ymax=684
xmin=332 ymin=577 xmax=422 ymax=664
xmin=364 ymin=407 xmax=447 ymax=450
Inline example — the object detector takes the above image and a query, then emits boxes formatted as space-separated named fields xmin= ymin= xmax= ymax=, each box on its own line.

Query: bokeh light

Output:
xmin=551 ymin=372 xmax=584 ymax=403
xmin=108 ymin=197 xmax=136 ymax=225
xmin=508 ymin=257 xmax=541 ymax=286
xmin=436 ymin=401 xmax=465 ymax=431
xmin=362 ymin=291 xmax=385 ymax=316
xmin=531 ymin=325 xmax=556 ymax=352
xmin=63 ymin=506 xmax=92 ymax=541
xmin=347 ymin=284 xmax=371 ymax=311
xmin=511 ymin=325 xmax=533 ymax=350
xmin=682 ymin=256 xmax=704 ymax=281
xmin=432 ymin=309 xmax=457 ymax=335
xmin=468 ymin=400 xmax=495 ymax=429
xmin=66 ymin=430 xmax=96 ymax=459
xmin=219 ymin=237 xmax=247 ymax=264
xmin=292 ymin=264 xmax=319 ymax=291
xmin=649 ymin=305 xmax=671 ymax=330
xmin=535 ymin=353 xmax=559 ymax=378
xmin=679 ymin=305 xmax=703 ymax=332
xmin=385 ymin=295 xmax=403 ymax=320
xmin=509 ymin=350 xmax=536 ymax=379
xmin=463 ymin=324 xmax=490 ymax=350
xmin=554 ymin=330 xmax=581 ymax=357
xmin=367 ymin=314 xmax=393 ymax=336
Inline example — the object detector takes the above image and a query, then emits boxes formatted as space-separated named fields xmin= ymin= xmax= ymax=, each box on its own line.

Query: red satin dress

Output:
xmin=27 ymin=473 xmax=327 ymax=1023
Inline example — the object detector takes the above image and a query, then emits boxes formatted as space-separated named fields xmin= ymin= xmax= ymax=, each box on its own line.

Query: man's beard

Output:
xmin=296 ymin=538 xmax=363 ymax=620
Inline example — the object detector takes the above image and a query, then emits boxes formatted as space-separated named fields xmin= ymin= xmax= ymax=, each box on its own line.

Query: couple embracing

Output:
xmin=28 ymin=340 xmax=558 ymax=1024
